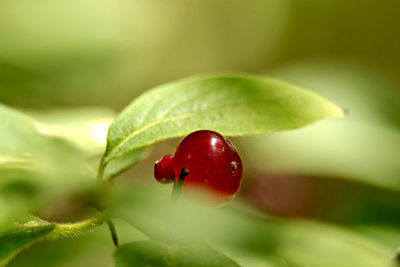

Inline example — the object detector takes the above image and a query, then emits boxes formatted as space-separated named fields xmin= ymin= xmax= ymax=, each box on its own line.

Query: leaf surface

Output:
xmin=112 ymin=185 xmax=396 ymax=267
xmin=0 ymin=105 xmax=99 ymax=229
xmin=114 ymin=241 xmax=240 ymax=267
xmin=101 ymin=75 xmax=343 ymax=175
xmin=0 ymin=214 xmax=105 ymax=266
xmin=29 ymin=107 xmax=116 ymax=155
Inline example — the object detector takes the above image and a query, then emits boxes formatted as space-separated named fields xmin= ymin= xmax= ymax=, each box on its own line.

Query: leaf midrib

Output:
xmin=103 ymin=100 xmax=266 ymax=164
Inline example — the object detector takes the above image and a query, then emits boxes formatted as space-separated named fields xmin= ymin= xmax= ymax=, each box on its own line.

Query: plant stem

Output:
xmin=106 ymin=219 xmax=119 ymax=247
xmin=45 ymin=213 xmax=107 ymax=240
xmin=172 ymin=167 xmax=189 ymax=198
xmin=97 ymin=164 xmax=105 ymax=182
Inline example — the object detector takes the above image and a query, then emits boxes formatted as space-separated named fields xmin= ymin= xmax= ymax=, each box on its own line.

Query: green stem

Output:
xmin=172 ymin=167 xmax=189 ymax=198
xmin=106 ymin=219 xmax=119 ymax=247
xmin=44 ymin=213 xmax=107 ymax=240
xmin=97 ymin=163 xmax=105 ymax=182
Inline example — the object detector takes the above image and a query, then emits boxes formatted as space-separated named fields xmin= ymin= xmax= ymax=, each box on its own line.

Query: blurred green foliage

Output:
xmin=0 ymin=0 xmax=399 ymax=266
xmin=1 ymin=0 xmax=399 ymax=109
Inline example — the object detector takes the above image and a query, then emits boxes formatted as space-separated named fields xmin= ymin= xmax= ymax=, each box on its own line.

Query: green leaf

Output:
xmin=0 ymin=104 xmax=95 ymax=183
xmin=0 ymin=216 xmax=54 ymax=266
xmin=259 ymin=60 xmax=400 ymax=190
xmin=112 ymin=185 xmax=396 ymax=267
xmin=0 ymin=105 xmax=43 ymax=161
xmin=27 ymin=107 xmax=116 ymax=155
xmin=100 ymin=75 xmax=343 ymax=176
xmin=0 ymin=214 xmax=105 ymax=266
xmin=114 ymin=241 xmax=240 ymax=267
xmin=245 ymin=120 xmax=400 ymax=191
xmin=355 ymin=226 xmax=400 ymax=252
xmin=0 ymin=105 xmax=48 ymax=228
xmin=0 ymin=105 xmax=99 ymax=229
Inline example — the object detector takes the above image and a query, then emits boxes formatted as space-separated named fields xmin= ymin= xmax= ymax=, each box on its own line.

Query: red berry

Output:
xmin=154 ymin=154 xmax=175 ymax=184
xmin=153 ymin=130 xmax=243 ymax=203
xmin=174 ymin=130 xmax=242 ymax=202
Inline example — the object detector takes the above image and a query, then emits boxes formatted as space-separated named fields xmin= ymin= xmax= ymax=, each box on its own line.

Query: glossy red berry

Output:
xmin=154 ymin=130 xmax=243 ymax=203
xmin=154 ymin=154 xmax=175 ymax=184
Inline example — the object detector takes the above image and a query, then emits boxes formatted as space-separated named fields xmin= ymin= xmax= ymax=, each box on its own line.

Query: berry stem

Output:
xmin=172 ymin=167 xmax=189 ymax=198
xmin=106 ymin=219 xmax=119 ymax=247
xmin=97 ymin=164 xmax=105 ymax=181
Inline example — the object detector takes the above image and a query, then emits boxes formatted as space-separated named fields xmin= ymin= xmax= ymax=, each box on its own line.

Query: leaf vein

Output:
xmin=105 ymin=101 xmax=253 ymax=162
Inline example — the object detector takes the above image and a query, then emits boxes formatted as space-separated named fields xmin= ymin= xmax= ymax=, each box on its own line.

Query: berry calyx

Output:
xmin=154 ymin=154 xmax=175 ymax=184
xmin=154 ymin=130 xmax=243 ymax=203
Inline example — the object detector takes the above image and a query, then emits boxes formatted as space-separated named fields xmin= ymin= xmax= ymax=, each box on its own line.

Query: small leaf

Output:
xmin=100 ymin=75 xmax=343 ymax=174
xmin=0 ymin=216 xmax=54 ymax=266
xmin=114 ymin=241 xmax=240 ymax=267
xmin=0 ymin=214 xmax=105 ymax=266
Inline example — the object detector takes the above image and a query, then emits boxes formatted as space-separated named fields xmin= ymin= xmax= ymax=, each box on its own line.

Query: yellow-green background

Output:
xmin=1 ymin=1 xmax=399 ymax=266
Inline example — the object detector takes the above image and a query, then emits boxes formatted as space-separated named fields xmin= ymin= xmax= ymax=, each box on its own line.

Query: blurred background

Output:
xmin=1 ymin=0 xmax=400 ymax=266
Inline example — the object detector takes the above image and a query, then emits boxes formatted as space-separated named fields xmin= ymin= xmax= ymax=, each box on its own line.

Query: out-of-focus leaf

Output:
xmin=0 ymin=105 xmax=97 ymax=228
xmin=0 ymin=104 xmax=95 ymax=183
xmin=0 ymin=105 xmax=42 ymax=162
xmin=0 ymin=214 xmax=105 ymax=266
xmin=114 ymin=241 xmax=240 ymax=267
xmin=0 ymin=175 xmax=41 ymax=231
xmin=355 ymin=226 xmax=400 ymax=252
xmin=243 ymin=174 xmax=400 ymax=227
xmin=112 ymin=185 xmax=395 ymax=267
xmin=0 ymin=216 xmax=54 ymax=266
xmin=100 ymin=75 xmax=343 ymax=178
xmin=242 ymin=61 xmax=400 ymax=190
xmin=28 ymin=107 xmax=115 ymax=155
xmin=0 ymin=105 xmax=48 ymax=228
xmin=5 ymin=219 xmax=146 ymax=267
